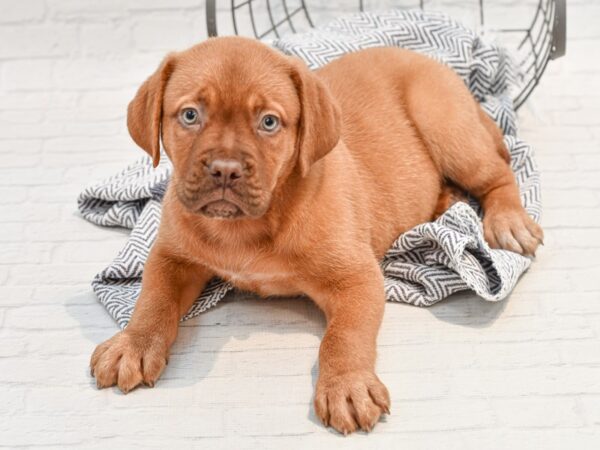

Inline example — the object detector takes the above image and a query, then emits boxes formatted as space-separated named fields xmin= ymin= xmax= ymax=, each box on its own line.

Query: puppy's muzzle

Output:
xmin=197 ymin=158 xmax=245 ymax=219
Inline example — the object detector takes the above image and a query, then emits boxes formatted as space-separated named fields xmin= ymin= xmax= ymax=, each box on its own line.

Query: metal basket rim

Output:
xmin=205 ymin=0 xmax=566 ymax=109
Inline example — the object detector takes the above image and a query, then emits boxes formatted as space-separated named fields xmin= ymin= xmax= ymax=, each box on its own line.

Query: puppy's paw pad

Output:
xmin=314 ymin=370 xmax=390 ymax=435
xmin=90 ymin=331 xmax=168 ymax=394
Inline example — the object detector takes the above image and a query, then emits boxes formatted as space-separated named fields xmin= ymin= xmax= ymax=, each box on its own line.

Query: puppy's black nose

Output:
xmin=207 ymin=159 xmax=243 ymax=185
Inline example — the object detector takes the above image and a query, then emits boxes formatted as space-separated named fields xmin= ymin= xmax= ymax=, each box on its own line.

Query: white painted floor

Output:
xmin=1 ymin=1 xmax=599 ymax=448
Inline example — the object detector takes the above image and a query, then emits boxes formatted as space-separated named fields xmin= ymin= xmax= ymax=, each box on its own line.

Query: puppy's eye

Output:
xmin=180 ymin=108 xmax=200 ymax=126
xmin=259 ymin=114 xmax=280 ymax=132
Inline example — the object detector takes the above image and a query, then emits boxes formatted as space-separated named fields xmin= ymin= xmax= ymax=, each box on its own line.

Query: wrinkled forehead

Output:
xmin=163 ymin=40 xmax=299 ymax=116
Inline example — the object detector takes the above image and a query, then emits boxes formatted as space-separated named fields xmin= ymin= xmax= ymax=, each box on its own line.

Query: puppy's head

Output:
xmin=127 ymin=37 xmax=340 ymax=220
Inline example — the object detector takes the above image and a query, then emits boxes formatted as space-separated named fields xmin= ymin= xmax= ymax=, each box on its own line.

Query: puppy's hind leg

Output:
xmin=404 ymin=64 xmax=543 ymax=255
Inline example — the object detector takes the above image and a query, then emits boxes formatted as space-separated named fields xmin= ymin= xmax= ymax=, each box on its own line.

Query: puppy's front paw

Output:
xmin=90 ymin=330 xmax=169 ymax=393
xmin=483 ymin=207 xmax=544 ymax=256
xmin=314 ymin=370 xmax=390 ymax=435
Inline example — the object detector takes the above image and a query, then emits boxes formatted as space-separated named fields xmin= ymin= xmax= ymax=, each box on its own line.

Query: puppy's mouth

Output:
xmin=199 ymin=200 xmax=243 ymax=219
xmin=175 ymin=176 xmax=268 ymax=220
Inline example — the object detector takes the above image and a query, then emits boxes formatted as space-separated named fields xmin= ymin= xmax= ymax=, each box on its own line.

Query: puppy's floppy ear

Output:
xmin=127 ymin=55 xmax=176 ymax=168
xmin=289 ymin=57 xmax=341 ymax=177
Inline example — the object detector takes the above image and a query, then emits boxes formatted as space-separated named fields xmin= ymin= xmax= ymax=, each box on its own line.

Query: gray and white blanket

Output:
xmin=78 ymin=9 xmax=541 ymax=329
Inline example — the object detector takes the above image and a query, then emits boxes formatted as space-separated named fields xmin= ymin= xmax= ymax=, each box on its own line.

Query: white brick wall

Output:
xmin=1 ymin=0 xmax=599 ymax=448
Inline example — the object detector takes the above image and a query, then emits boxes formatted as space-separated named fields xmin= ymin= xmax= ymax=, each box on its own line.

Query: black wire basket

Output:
xmin=205 ymin=0 xmax=566 ymax=110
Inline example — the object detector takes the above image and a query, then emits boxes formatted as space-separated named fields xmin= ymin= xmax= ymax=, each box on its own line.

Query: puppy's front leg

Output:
xmin=309 ymin=260 xmax=390 ymax=434
xmin=90 ymin=243 xmax=212 ymax=393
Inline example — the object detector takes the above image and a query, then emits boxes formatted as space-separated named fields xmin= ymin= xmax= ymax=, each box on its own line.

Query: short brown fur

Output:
xmin=91 ymin=37 xmax=543 ymax=435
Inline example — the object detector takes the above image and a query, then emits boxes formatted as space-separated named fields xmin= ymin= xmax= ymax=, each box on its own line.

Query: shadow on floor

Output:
xmin=65 ymin=289 xmax=326 ymax=394
xmin=65 ymin=282 xmax=509 ymax=429
xmin=426 ymin=289 xmax=510 ymax=328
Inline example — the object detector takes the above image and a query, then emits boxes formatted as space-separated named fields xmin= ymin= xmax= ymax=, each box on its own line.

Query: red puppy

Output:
xmin=91 ymin=37 xmax=543 ymax=434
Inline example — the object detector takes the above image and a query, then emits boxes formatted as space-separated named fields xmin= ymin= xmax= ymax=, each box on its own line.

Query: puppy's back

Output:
xmin=316 ymin=48 xmax=446 ymax=256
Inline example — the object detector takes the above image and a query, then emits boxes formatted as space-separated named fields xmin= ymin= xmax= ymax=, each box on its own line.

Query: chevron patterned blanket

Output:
xmin=78 ymin=9 xmax=541 ymax=329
